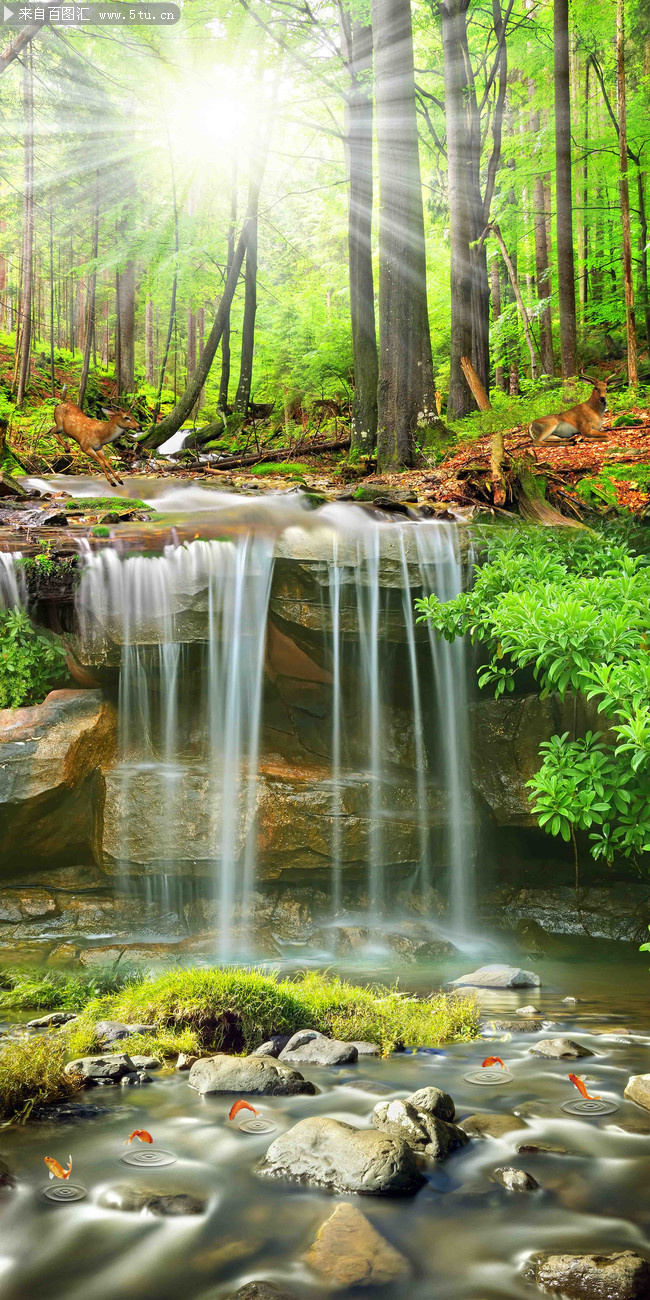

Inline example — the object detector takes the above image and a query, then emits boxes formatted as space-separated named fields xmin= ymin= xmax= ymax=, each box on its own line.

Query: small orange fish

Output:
xmin=482 ymin=1056 xmax=506 ymax=1069
xmin=568 ymin=1073 xmax=600 ymax=1101
xmin=124 ymin=1129 xmax=154 ymax=1146
xmin=229 ymin=1099 xmax=258 ymax=1122
xmin=44 ymin=1155 xmax=72 ymax=1181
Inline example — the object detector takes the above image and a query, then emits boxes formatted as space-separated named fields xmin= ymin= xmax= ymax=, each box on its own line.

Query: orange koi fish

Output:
xmin=229 ymin=1100 xmax=258 ymax=1122
xmin=124 ymin=1129 xmax=154 ymax=1146
xmin=482 ymin=1056 xmax=506 ymax=1069
xmin=44 ymin=1155 xmax=72 ymax=1181
xmin=568 ymin=1073 xmax=600 ymax=1101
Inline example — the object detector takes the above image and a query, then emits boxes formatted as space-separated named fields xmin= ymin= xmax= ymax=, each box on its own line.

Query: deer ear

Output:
xmin=101 ymin=407 xmax=113 ymax=418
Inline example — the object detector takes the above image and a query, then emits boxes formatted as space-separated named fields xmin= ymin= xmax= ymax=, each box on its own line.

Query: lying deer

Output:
xmin=529 ymin=374 xmax=617 ymax=445
xmin=49 ymin=386 xmax=140 ymax=485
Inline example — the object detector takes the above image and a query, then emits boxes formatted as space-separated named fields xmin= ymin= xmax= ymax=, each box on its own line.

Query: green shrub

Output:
xmin=0 ymin=1035 xmax=81 ymax=1124
xmin=0 ymin=608 xmax=67 ymax=708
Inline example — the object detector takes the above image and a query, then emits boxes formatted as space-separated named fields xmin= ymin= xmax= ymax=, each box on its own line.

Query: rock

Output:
xmin=128 ymin=1055 xmax=162 ymax=1071
xmin=304 ymin=1202 xmax=410 ymax=1287
xmin=251 ymin=1034 xmax=291 ymax=1059
xmin=0 ymin=1158 xmax=16 ymax=1191
xmin=98 ymin=1184 xmax=206 ymax=1216
xmin=492 ymin=1166 xmax=539 ymax=1192
xmin=188 ymin=1053 xmax=316 ymax=1096
xmin=562 ymin=996 xmax=580 ymax=1004
xmin=404 ymin=1086 xmax=455 ymax=1122
xmin=120 ymin=1070 xmax=152 ymax=1086
xmin=175 ymin=1052 xmax=199 ymax=1071
xmin=95 ymin=1019 xmax=156 ymax=1043
xmin=372 ymin=1098 xmax=467 ymax=1160
xmin=27 ymin=1011 xmax=77 ymax=1027
xmin=65 ymin=1053 xmax=137 ymax=1085
xmin=459 ymin=1113 xmax=526 ymax=1139
xmin=452 ymin=965 xmax=541 ymax=989
xmin=31 ymin=1101 xmax=109 ymax=1122
xmin=228 ymin=1285 xmax=296 ymax=1300
xmin=527 ymin=1251 xmax=650 ymax=1299
xmin=624 ymin=1075 xmax=650 ymax=1111
xmin=517 ymin=1005 xmax=541 ymax=1016
xmin=483 ymin=1019 xmax=542 ymax=1033
xmin=259 ymin=1116 xmax=425 ymax=1195
xmin=349 ymin=1041 xmax=380 ymax=1057
xmin=529 ymin=1038 xmax=594 ymax=1060
xmin=279 ymin=1031 xmax=358 ymax=1067
xmin=516 ymin=1142 xmax=570 ymax=1156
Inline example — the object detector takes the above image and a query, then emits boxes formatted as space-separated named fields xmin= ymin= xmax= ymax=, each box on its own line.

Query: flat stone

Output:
xmin=349 ymin=1041 xmax=381 ymax=1056
xmin=228 ymin=1285 xmax=296 ymax=1300
xmin=259 ymin=1116 xmax=424 ymax=1195
xmin=459 ymin=1113 xmax=527 ymax=1139
xmin=65 ymin=1053 xmax=137 ymax=1085
xmin=128 ymin=1055 xmax=162 ymax=1070
xmin=120 ymin=1070 xmax=152 ymax=1086
xmin=529 ymin=1038 xmax=594 ymax=1060
xmin=279 ymin=1032 xmax=358 ymax=1067
xmin=624 ymin=1075 xmax=650 ymax=1111
xmin=484 ymin=1019 xmax=542 ymax=1033
xmin=452 ymin=965 xmax=541 ymax=989
xmin=492 ymin=1166 xmax=539 ymax=1192
xmin=98 ymin=1184 xmax=206 ymax=1216
xmin=27 ymin=1011 xmax=77 ymax=1028
xmin=404 ymin=1086 xmax=455 ymax=1122
xmin=372 ymin=1099 xmax=467 ymax=1160
xmin=517 ymin=1005 xmax=541 ymax=1016
xmin=188 ymin=1053 xmax=315 ymax=1096
xmin=304 ymin=1202 xmax=411 ymax=1287
xmin=31 ymin=1101 xmax=109 ymax=1122
xmin=175 ymin=1052 xmax=199 ymax=1071
xmin=251 ymin=1035 xmax=291 ymax=1059
xmin=527 ymin=1251 xmax=650 ymax=1299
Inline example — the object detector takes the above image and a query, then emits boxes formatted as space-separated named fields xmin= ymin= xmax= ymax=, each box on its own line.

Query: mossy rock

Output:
xmin=612 ymin=414 xmax=644 ymax=429
xmin=64 ymin=496 xmax=149 ymax=514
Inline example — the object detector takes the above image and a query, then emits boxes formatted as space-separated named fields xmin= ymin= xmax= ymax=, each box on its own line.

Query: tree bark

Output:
xmin=533 ymin=170 xmax=554 ymax=373
xmin=116 ymin=256 xmax=134 ymax=395
xmin=340 ymin=11 xmax=378 ymax=452
xmin=0 ymin=24 xmax=41 ymax=77
xmin=372 ymin=0 xmax=435 ymax=468
xmin=234 ymin=174 xmax=260 ymax=414
xmin=219 ymin=160 xmax=238 ymax=412
xmin=145 ymin=298 xmax=154 ymax=385
xmin=441 ymin=0 xmax=474 ymax=418
xmin=617 ymin=0 xmax=638 ymax=385
xmin=16 ymin=45 xmax=34 ymax=408
xmin=554 ymin=0 xmax=578 ymax=376
xmin=78 ymin=176 xmax=99 ymax=410
xmin=489 ymin=254 xmax=507 ymax=390
xmin=485 ymin=224 xmax=541 ymax=377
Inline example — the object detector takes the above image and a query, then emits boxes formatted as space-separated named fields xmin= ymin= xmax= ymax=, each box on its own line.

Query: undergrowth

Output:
xmin=0 ymin=965 xmax=131 ymax=1012
xmin=0 ymin=1035 xmax=81 ymax=1124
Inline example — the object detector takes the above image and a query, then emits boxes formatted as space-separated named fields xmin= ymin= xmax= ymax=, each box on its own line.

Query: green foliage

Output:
xmin=416 ymin=528 xmax=650 ymax=868
xmin=249 ymin=462 xmax=309 ymax=478
xmin=0 ymin=608 xmax=67 ymax=709
xmin=0 ymin=964 xmax=130 ymax=1012
xmin=0 ymin=1035 xmax=81 ymax=1124
xmin=573 ymin=462 xmax=650 ymax=506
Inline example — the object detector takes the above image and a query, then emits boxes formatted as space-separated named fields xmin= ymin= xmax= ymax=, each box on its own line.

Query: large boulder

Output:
xmin=188 ymin=1053 xmax=315 ymax=1096
xmin=304 ymin=1202 xmax=411 ymax=1287
xmin=0 ymin=689 xmax=116 ymax=870
xmin=526 ymin=1251 xmax=650 ymax=1299
xmin=65 ymin=1053 xmax=137 ymax=1085
xmin=98 ymin=1184 xmax=206 ymax=1216
xmin=529 ymin=1038 xmax=593 ymax=1060
xmin=459 ymin=1113 xmax=527 ymax=1140
xmin=624 ymin=1075 xmax=650 ymax=1111
xmin=279 ymin=1030 xmax=358 ymax=1067
xmin=404 ymin=1086 xmax=455 ymax=1122
xmin=259 ymin=1116 xmax=425 ymax=1195
xmin=452 ymin=965 xmax=541 ymax=989
xmin=372 ymin=1099 xmax=467 ymax=1160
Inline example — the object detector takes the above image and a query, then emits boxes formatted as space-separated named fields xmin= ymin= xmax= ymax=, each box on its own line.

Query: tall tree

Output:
xmin=78 ymin=175 xmax=99 ymax=409
xmin=16 ymin=44 xmax=34 ymax=407
xmin=616 ymin=0 xmax=638 ymax=384
xmin=554 ymin=0 xmax=577 ymax=376
xmin=372 ymin=0 xmax=435 ymax=468
xmin=218 ymin=160 xmax=238 ymax=412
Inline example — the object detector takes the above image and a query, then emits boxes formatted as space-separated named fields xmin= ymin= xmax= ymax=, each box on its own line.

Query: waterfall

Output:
xmin=0 ymin=552 xmax=24 ymax=609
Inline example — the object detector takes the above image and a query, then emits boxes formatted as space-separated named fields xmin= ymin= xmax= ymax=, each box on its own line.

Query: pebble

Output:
xmin=492 ymin=1166 xmax=539 ymax=1192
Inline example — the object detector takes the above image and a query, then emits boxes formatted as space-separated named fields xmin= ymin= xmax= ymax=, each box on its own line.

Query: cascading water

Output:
xmin=0 ymin=551 xmax=23 ymax=608
xmin=73 ymin=511 xmax=475 ymax=956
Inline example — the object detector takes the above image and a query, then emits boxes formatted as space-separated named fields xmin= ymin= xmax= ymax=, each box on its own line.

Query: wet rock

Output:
xmin=279 ymin=1030 xmax=358 ymax=1067
xmin=0 ymin=1158 xmax=16 ymax=1191
xmin=188 ymin=1053 xmax=316 ymax=1096
xmin=492 ymin=1166 xmax=539 ymax=1192
xmin=259 ymin=1116 xmax=425 ymax=1195
xmin=562 ymin=996 xmax=581 ymax=1004
xmin=65 ymin=1052 xmax=137 ymax=1085
xmin=120 ymin=1070 xmax=152 ymax=1086
xmin=526 ymin=1250 xmax=650 ymax=1299
xmin=95 ymin=1019 xmax=156 ymax=1044
xmin=372 ymin=1098 xmax=467 ymax=1160
xmin=227 ymin=1285 xmax=296 ymax=1300
xmin=251 ymin=1034 xmax=291 ymax=1059
xmin=624 ymin=1075 xmax=650 ymax=1110
xmin=459 ymin=1113 xmax=527 ymax=1139
xmin=529 ymin=1038 xmax=594 ymax=1060
xmin=483 ymin=1019 xmax=542 ymax=1033
xmin=516 ymin=1142 xmax=570 ymax=1155
xmin=517 ymin=1005 xmax=541 ymax=1016
xmin=98 ymin=1184 xmax=206 ymax=1216
xmin=175 ymin=1052 xmax=199 ymax=1071
xmin=349 ymin=1041 xmax=380 ymax=1057
xmin=452 ymin=965 xmax=541 ymax=989
xmin=31 ymin=1101 xmax=109 ymax=1122
xmin=27 ymin=1011 xmax=77 ymax=1027
xmin=404 ymin=1086 xmax=456 ymax=1122
xmin=304 ymin=1202 xmax=411 ymax=1287
xmin=128 ymin=1055 xmax=162 ymax=1070
xmin=514 ymin=1100 xmax=561 ymax=1120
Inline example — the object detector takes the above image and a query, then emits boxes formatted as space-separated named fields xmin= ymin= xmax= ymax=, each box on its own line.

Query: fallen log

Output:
xmin=200 ymin=437 xmax=351 ymax=472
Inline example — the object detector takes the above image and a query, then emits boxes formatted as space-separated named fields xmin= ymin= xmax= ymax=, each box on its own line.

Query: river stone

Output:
xmin=452 ymin=965 xmax=541 ymax=989
xmin=259 ymin=1116 xmax=425 ymax=1195
xmin=188 ymin=1053 xmax=315 ymax=1096
xmin=0 ymin=1158 xmax=16 ymax=1191
xmin=304 ymin=1202 xmax=411 ymax=1287
xmin=120 ymin=1070 xmax=152 ymax=1086
xmin=404 ymin=1086 xmax=455 ymax=1122
xmin=372 ymin=1099 xmax=467 ymax=1159
xmin=527 ymin=1251 xmax=650 ymax=1299
xmin=128 ymin=1055 xmax=162 ymax=1070
xmin=31 ymin=1101 xmax=109 ymax=1122
xmin=459 ymin=1113 xmax=526 ymax=1139
xmin=98 ymin=1184 xmax=206 ymax=1216
xmin=65 ymin=1052 xmax=137 ymax=1085
xmin=349 ymin=1041 xmax=381 ymax=1056
xmin=251 ymin=1035 xmax=291 ymax=1059
xmin=95 ymin=1020 xmax=156 ymax=1044
xmin=483 ymin=1019 xmax=543 ymax=1033
xmin=493 ymin=1166 xmax=539 ymax=1192
xmin=624 ymin=1075 xmax=650 ymax=1111
xmin=517 ymin=1005 xmax=541 ymax=1016
xmin=529 ymin=1038 xmax=594 ymax=1060
xmin=228 ymin=1285 xmax=296 ymax=1300
xmin=175 ymin=1052 xmax=199 ymax=1071
xmin=279 ymin=1032 xmax=358 ymax=1067
xmin=27 ymin=1011 xmax=77 ymax=1028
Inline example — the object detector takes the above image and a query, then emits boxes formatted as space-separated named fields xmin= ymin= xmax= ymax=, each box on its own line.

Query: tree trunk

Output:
xmin=637 ymin=173 xmax=650 ymax=348
xmin=340 ymin=12 xmax=378 ymax=452
xmin=533 ymin=169 xmax=555 ymax=373
xmin=441 ymin=0 xmax=474 ymax=417
xmin=145 ymin=298 xmax=154 ymax=385
xmin=487 ymin=224 xmax=541 ymax=377
xmin=187 ymin=307 xmax=196 ymax=382
xmin=16 ymin=45 xmax=34 ymax=408
xmin=233 ymin=180 xmax=260 ymax=414
xmin=219 ymin=160 xmax=238 ymax=411
xmin=372 ymin=0 xmax=435 ymax=468
xmin=617 ymin=0 xmax=638 ymax=385
xmin=580 ymin=59 xmax=590 ymax=320
xmin=554 ymin=0 xmax=578 ymax=376
xmin=78 ymin=176 xmax=99 ymax=410
xmin=197 ymin=305 xmax=205 ymax=409
xmin=116 ymin=257 xmax=134 ymax=395
xmin=489 ymin=254 xmax=507 ymax=390
xmin=1 ymin=24 xmax=41 ymax=77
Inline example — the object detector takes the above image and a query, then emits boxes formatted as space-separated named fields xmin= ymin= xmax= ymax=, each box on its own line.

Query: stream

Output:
xmin=1 ymin=941 xmax=649 ymax=1300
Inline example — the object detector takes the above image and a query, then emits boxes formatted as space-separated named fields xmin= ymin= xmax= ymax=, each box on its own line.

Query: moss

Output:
xmin=0 ymin=1035 xmax=82 ymax=1124
xmin=249 ymin=462 xmax=310 ymax=478
xmin=65 ymin=496 xmax=149 ymax=513
xmin=91 ymin=526 xmax=111 ymax=537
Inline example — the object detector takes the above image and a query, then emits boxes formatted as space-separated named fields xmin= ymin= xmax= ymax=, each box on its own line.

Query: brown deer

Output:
xmin=529 ymin=374 xmax=619 ymax=445
xmin=49 ymin=386 xmax=140 ymax=485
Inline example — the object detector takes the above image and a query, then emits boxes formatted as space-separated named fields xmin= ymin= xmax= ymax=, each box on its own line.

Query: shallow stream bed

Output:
xmin=1 ymin=943 xmax=649 ymax=1300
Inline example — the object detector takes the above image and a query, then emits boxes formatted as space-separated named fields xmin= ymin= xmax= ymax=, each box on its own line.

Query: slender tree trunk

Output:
xmin=117 ymin=257 xmax=134 ymax=395
xmin=487 ymin=224 xmax=541 ymax=376
xmin=16 ymin=45 xmax=34 ymax=407
xmin=580 ymin=59 xmax=590 ymax=320
xmin=554 ymin=0 xmax=578 ymax=376
xmin=152 ymin=145 xmax=180 ymax=425
xmin=219 ymin=160 xmax=238 ymax=411
xmin=145 ymin=298 xmax=154 ymax=384
xmin=340 ymin=11 xmax=378 ymax=452
xmin=69 ymin=236 xmax=75 ymax=356
xmin=441 ymin=0 xmax=474 ymax=417
xmin=49 ymin=202 xmax=55 ymax=397
xmin=533 ymin=166 xmax=554 ymax=374
xmin=197 ymin=305 xmax=205 ymax=409
xmin=637 ymin=173 xmax=650 ymax=347
xmin=78 ymin=175 xmax=99 ymax=410
xmin=490 ymin=254 xmax=507 ymax=390
xmin=372 ymin=0 xmax=435 ymax=468
xmin=617 ymin=0 xmax=638 ymax=385
xmin=187 ymin=307 xmax=196 ymax=382
xmin=234 ymin=82 xmax=277 ymax=415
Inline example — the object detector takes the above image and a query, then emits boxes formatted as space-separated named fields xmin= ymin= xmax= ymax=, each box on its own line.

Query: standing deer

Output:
xmin=529 ymin=373 xmax=620 ymax=445
xmin=49 ymin=386 xmax=140 ymax=485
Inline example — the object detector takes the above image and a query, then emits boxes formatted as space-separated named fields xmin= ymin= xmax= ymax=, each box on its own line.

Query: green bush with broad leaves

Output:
xmin=0 ymin=607 xmax=68 ymax=708
xmin=415 ymin=528 xmax=650 ymax=870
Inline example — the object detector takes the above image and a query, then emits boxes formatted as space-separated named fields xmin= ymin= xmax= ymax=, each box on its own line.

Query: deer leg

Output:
xmin=49 ymin=424 xmax=70 ymax=452
xmin=88 ymin=446 xmax=123 ymax=487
